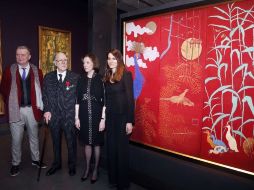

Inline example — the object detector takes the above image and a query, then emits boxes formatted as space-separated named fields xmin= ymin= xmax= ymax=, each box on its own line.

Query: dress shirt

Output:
xmin=18 ymin=64 xmax=30 ymax=79
xmin=57 ymin=70 xmax=67 ymax=82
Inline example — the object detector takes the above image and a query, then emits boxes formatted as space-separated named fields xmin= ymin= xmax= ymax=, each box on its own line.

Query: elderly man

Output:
xmin=0 ymin=46 xmax=46 ymax=177
xmin=43 ymin=52 xmax=79 ymax=176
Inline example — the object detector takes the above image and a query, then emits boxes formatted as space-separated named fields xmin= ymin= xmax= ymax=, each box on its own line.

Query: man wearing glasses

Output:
xmin=42 ymin=52 xmax=79 ymax=176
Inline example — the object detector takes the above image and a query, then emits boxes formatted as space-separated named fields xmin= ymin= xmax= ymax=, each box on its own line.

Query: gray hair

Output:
xmin=16 ymin=46 xmax=31 ymax=54
xmin=53 ymin=52 xmax=68 ymax=65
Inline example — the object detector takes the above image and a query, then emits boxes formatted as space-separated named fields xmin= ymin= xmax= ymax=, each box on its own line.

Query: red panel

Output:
xmin=201 ymin=0 xmax=254 ymax=173
xmin=124 ymin=0 xmax=254 ymax=174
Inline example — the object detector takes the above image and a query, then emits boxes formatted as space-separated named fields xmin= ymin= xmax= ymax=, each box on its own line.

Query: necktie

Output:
xmin=58 ymin=74 xmax=63 ymax=83
xmin=22 ymin=68 xmax=26 ymax=80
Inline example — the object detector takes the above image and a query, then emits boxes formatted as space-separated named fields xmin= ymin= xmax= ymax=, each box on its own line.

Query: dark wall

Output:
xmin=0 ymin=0 xmax=88 ymax=73
xmin=88 ymin=0 xmax=117 ymax=75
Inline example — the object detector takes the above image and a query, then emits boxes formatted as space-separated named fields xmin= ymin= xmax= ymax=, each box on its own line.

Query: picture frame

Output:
xmin=38 ymin=26 xmax=71 ymax=75
xmin=122 ymin=0 xmax=254 ymax=175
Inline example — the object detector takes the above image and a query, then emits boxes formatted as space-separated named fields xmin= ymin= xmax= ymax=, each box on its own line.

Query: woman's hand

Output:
xmin=99 ymin=119 xmax=105 ymax=132
xmin=126 ymin=123 xmax=133 ymax=135
xmin=75 ymin=118 xmax=80 ymax=130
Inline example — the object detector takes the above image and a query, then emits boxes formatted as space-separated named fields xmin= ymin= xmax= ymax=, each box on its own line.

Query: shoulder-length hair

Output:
xmin=81 ymin=52 xmax=100 ymax=73
xmin=104 ymin=48 xmax=125 ymax=82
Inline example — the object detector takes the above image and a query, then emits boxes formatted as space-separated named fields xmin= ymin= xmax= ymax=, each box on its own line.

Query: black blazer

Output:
xmin=42 ymin=70 xmax=79 ymax=126
xmin=105 ymin=71 xmax=135 ymax=124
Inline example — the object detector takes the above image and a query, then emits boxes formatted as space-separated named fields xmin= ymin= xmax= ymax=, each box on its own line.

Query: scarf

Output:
xmin=9 ymin=63 xmax=43 ymax=123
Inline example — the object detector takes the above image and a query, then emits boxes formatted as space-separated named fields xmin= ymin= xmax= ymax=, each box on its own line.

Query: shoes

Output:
xmin=90 ymin=170 xmax=99 ymax=184
xmin=91 ymin=178 xmax=97 ymax=184
xmin=46 ymin=166 xmax=61 ymax=176
xmin=32 ymin=161 xmax=47 ymax=169
xmin=69 ymin=168 xmax=76 ymax=176
xmin=10 ymin=165 xmax=20 ymax=177
xmin=81 ymin=171 xmax=89 ymax=182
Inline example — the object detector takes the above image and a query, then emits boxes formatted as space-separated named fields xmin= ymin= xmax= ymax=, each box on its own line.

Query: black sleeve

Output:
xmin=102 ymin=82 xmax=106 ymax=107
xmin=123 ymin=71 xmax=135 ymax=124
xmin=97 ymin=76 xmax=105 ymax=107
xmin=42 ymin=74 xmax=51 ymax=113
xmin=76 ymin=76 xmax=82 ymax=105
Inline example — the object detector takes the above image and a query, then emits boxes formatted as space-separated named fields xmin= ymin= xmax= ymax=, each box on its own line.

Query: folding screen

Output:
xmin=123 ymin=0 xmax=254 ymax=174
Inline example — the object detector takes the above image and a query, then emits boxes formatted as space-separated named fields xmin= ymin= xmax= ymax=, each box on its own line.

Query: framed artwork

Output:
xmin=123 ymin=0 xmax=254 ymax=175
xmin=39 ymin=26 xmax=71 ymax=75
xmin=0 ymin=21 xmax=4 ymax=115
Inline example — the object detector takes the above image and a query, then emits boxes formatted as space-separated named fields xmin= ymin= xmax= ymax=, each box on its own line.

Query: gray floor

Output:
xmin=0 ymin=124 xmax=146 ymax=190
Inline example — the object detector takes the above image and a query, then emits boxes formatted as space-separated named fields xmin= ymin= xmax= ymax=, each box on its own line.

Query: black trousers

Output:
xmin=49 ymin=117 xmax=77 ymax=170
xmin=106 ymin=113 xmax=130 ymax=189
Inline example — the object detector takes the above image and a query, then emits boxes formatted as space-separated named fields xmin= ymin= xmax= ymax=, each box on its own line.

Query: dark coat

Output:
xmin=42 ymin=70 xmax=79 ymax=127
xmin=105 ymin=71 xmax=135 ymax=124
xmin=76 ymin=73 xmax=105 ymax=145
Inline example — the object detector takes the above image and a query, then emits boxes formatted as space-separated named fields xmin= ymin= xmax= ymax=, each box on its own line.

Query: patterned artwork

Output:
xmin=123 ymin=0 xmax=254 ymax=174
xmin=39 ymin=26 xmax=71 ymax=75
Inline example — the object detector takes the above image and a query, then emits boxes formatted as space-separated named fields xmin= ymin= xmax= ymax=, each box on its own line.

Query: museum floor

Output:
xmin=0 ymin=124 xmax=146 ymax=190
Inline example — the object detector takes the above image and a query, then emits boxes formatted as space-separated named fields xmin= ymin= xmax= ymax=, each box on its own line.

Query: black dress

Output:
xmin=76 ymin=73 xmax=104 ymax=146
xmin=105 ymin=71 xmax=135 ymax=189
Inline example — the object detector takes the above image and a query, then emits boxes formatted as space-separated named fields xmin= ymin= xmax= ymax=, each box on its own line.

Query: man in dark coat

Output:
xmin=42 ymin=52 xmax=79 ymax=176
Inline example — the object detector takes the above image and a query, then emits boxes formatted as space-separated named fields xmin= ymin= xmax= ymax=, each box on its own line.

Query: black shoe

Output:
xmin=69 ymin=168 xmax=76 ymax=176
xmin=90 ymin=178 xmax=97 ymax=184
xmin=46 ymin=166 xmax=61 ymax=176
xmin=10 ymin=165 xmax=20 ymax=177
xmin=81 ymin=171 xmax=89 ymax=182
xmin=32 ymin=161 xmax=47 ymax=169
xmin=90 ymin=170 xmax=99 ymax=184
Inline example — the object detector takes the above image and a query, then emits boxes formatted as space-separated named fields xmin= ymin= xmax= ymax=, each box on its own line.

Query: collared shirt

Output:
xmin=57 ymin=70 xmax=67 ymax=82
xmin=18 ymin=64 xmax=30 ymax=79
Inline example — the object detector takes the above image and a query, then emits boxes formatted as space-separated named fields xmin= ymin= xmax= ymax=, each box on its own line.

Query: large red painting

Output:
xmin=123 ymin=0 xmax=254 ymax=174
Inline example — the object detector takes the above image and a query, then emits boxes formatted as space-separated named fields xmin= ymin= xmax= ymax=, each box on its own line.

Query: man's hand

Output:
xmin=44 ymin=112 xmax=51 ymax=124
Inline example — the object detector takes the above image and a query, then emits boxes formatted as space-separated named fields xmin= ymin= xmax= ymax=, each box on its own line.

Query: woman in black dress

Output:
xmin=104 ymin=49 xmax=135 ymax=190
xmin=75 ymin=53 xmax=105 ymax=183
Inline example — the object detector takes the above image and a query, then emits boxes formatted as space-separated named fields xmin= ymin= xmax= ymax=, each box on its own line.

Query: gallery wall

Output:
xmin=0 ymin=0 xmax=89 ymax=71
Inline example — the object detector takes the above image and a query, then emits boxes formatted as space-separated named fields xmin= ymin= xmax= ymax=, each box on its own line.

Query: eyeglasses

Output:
xmin=56 ymin=59 xmax=68 ymax=63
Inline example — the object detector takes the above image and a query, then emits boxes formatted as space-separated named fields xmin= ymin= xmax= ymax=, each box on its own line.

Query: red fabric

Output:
xmin=0 ymin=65 xmax=43 ymax=122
